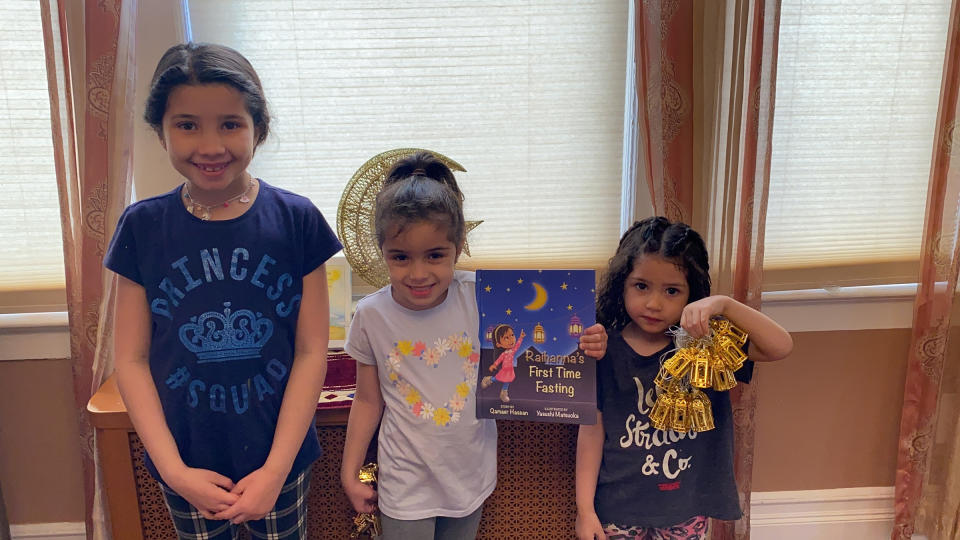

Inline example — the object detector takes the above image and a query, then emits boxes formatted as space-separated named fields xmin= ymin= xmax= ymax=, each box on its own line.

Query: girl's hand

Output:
xmin=489 ymin=365 xmax=497 ymax=372
xmin=575 ymin=510 xmax=607 ymax=540
xmin=579 ymin=324 xmax=608 ymax=359
xmin=520 ymin=329 xmax=527 ymax=339
xmin=214 ymin=466 xmax=286 ymax=524
xmin=680 ymin=295 xmax=730 ymax=338
xmin=343 ymin=477 xmax=378 ymax=514
xmin=164 ymin=466 xmax=239 ymax=519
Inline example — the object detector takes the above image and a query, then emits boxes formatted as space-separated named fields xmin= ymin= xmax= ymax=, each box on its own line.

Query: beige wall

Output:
xmin=0 ymin=327 xmax=910 ymax=524
xmin=0 ymin=358 xmax=85 ymax=523
xmin=753 ymin=329 xmax=910 ymax=490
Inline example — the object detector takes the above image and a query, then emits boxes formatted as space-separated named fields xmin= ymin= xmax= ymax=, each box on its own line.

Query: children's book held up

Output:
xmin=476 ymin=269 xmax=597 ymax=425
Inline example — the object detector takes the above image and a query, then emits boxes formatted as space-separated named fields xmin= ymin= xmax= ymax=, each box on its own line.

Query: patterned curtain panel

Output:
xmin=633 ymin=1 xmax=781 ymax=538
xmin=893 ymin=2 xmax=960 ymax=538
xmin=635 ymin=0 xmax=695 ymax=223
xmin=39 ymin=1 xmax=136 ymax=538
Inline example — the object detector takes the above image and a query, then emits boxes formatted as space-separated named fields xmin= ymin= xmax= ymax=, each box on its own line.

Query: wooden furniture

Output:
xmin=89 ymin=366 xmax=580 ymax=539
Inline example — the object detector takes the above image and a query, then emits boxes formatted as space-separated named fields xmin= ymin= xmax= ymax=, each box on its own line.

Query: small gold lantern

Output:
xmin=649 ymin=394 xmax=673 ymax=431
xmin=712 ymin=367 xmax=737 ymax=391
xmin=714 ymin=336 xmax=746 ymax=371
xmin=690 ymin=349 xmax=713 ymax=388
xmin=663 ymin=348 xmax=695 ymax=378
xmin=689 ymin=391 xmax=715 ymax=432
xmin=670 ymin=392 xmax=691 ymax=432
xmin=653 ymin=365 xmax=671 ymax=389
xmin=533 ymin=322 xmax=545 ymax=344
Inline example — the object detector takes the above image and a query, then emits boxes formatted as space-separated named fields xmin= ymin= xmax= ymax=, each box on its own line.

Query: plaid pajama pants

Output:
xmin=603 ymin=515 xmax=709 ymax=540
xmin=160 ymin=468 xmax=310 ymax=540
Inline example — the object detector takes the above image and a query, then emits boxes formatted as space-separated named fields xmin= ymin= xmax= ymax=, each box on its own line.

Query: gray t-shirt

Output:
xmin=345 ymin=270 xmax=497 ymax=519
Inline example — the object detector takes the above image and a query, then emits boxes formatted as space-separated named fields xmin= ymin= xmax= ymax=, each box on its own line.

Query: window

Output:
xmin=183 ymin=1 xmax=628 ymax=271
xmin=763 ymin=0 xmax=951 ymax=290
xmin=0 ymin=1 xmax=65 ymax=303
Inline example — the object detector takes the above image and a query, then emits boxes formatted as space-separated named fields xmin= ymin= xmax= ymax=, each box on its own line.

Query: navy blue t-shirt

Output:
xmin=104 ymin=180 xmax=342 ymax=483
xmin=594 ymin=330 xmax=753 ymax=528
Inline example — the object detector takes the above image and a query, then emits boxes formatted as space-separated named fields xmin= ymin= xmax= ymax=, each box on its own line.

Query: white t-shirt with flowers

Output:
xmin=345 ymin=270 xmax=497 ymax=519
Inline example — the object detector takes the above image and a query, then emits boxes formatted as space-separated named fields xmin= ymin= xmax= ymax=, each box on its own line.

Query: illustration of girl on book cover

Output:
xmin=480 ymin=324 xmax=526 ymax=402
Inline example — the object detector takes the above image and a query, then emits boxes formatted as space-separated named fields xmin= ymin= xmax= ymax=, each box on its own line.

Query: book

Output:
xmin=475 ymin=269 xmax=597 ymax=424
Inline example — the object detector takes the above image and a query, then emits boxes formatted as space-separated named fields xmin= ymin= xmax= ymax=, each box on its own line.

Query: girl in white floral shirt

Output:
xmin=340 ymin=151 xmax=607 ymax=539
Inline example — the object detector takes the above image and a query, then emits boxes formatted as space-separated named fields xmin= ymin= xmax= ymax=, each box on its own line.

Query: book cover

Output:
xmin=475 ymin=269 xmax=597 ymax=424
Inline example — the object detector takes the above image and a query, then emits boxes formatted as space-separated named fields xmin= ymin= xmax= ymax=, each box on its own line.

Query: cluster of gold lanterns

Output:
xmin=649 ymin=318 xmax=749 ymax=433
xmin=350 ymin=463 xmax=382 ymax=538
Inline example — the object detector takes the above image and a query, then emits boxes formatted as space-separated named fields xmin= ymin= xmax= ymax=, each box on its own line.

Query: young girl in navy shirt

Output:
xmin=575 ymin=217 xmax=792 ymax=540
xmin=106 ymin=43 xmax=341 ymax=539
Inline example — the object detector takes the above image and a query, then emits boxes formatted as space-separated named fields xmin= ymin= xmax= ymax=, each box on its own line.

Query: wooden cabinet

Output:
xmin=89 ymin=375 xmax=580 ymax=539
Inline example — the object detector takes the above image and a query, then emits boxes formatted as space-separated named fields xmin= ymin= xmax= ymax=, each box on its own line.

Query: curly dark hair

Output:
xmin=374 ymin=151 xmax=465 ymax=249
xmin=144 ymin=42 xmax=270 ymax=147
xmin=596 ymin=216 xmax=711 ymax=331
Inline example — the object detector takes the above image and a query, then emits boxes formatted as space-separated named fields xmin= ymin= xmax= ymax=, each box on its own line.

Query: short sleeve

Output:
xmin=734 ymin=340 xmax=754 ymax=384
xmin=344 ymin=305 xmax=375 ymax=365
xmin=302 ymin=204 xmax=342 ymax=276
xmin=104 ymin=205 xmax=143 ymax=285
xmin=595 ymin=352 xmax=611 ymax=412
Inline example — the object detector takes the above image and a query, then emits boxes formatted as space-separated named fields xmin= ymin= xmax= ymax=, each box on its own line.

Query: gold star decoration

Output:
xmin=506 ymin=308 xmax=513 ymax=315
xmin=567 ymin=304 xmax=573 ymax=310
xmin=517 ymin=278 xmax=524 ymax=284
xmin=337 ymin=148 xmax=484 ymax=288
xmin=561 ymin=282 xmax=568 ymax=290
xmin=461 ymin=220 xmax=483 ymax=257
xmin=484 ymin=285 xmax=492 ymax=292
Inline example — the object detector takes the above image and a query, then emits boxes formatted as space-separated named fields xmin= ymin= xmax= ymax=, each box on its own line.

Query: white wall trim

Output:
xmin=761 ymin=284 xmax=916 ymax=332
xmin=0 ymin=312 xmax=69 ymax=330
xmin=9 ymin=522 xmax=85 ymax=540
xmin=751 ymin=486 xmax=894 ymax=539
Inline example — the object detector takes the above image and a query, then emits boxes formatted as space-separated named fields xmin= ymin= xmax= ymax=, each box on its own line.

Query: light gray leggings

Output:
xmin=380 ymin=506 xmax=483 ymax=540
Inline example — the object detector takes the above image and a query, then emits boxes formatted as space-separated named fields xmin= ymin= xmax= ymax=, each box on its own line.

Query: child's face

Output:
xmin=622 ymin=254 xmax=690 ymax=337
xmin=160 ymin=83 xmax=256 ymax=195
xmin=497 ymin=328 xmax=516 ymax=348
xmin=381 ymin=220 xmax=459 ymax=311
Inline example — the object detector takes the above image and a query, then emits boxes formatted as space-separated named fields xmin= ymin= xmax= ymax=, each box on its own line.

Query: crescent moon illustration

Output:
xmin=524 ymin=282 xmax=548 ymax=311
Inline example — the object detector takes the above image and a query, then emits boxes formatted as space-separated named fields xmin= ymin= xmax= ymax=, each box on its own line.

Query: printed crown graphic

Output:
xmin=179 ymin=302 xmax=273 ymax=363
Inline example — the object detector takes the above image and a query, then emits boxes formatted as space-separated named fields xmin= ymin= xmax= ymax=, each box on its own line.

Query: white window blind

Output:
xmin=187 ymin=1 xmax=627 ymax=271
xmin=764 ymin=0 xmax=950 ymax=278
xmin=0 ymin=1 xmax=65 ymax=292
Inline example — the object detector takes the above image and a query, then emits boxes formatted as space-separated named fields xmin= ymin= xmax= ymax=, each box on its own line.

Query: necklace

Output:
xmin=183 ymin=178 xmax=254 ymax=220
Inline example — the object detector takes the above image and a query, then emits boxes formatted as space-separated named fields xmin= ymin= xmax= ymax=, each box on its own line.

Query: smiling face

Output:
xmin=382 ymin=220 xmax=461 ymax=311
xmin=496 ymin=327 xmax=516 ymax=349
xmin=160 ymin=83 xmax=256 ymax=199
xmin=622 ymin=254 xmax=690 ymax=342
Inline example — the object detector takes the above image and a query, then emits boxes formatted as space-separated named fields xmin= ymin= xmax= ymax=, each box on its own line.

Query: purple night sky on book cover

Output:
xmin=475 ymin=269 xmax=597 ymax=424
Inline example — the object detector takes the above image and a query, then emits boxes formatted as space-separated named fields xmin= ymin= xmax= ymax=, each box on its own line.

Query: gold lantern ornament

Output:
xmin=533 ymin=322 xmax=546 ymax=344
xmin=648 ymin=317 xmax=749 ymax=433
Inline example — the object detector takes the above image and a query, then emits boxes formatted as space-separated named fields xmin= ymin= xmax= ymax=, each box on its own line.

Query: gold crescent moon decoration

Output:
xmin=524 ymin=282 xmax=548 ymax=311
xmin=336 ymin=148 xmax=483 ymax=288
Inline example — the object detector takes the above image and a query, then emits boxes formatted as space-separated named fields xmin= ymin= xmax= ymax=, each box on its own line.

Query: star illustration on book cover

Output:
xmin=475 ymin=269 xmax=597 ymax=425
